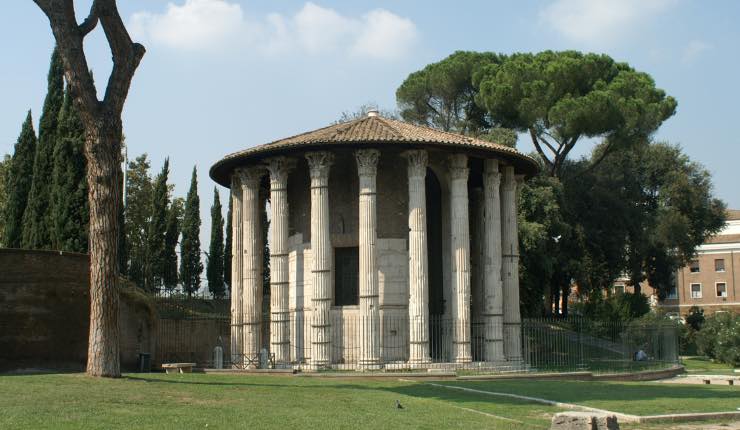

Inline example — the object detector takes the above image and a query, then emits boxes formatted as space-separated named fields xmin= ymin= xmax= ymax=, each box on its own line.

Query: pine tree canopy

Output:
xmin=146 ymin=158 xmax=170 ymax=291
xmin=207 ymin=187 xmax=225 ymax=299
xmin=22 ymin=48 xmax=65 ymax=250
xmin=180 ymin=166 xmax=203 ymax=296
xmin=3 ymin=111 xmax=37 ymax=248
xmin=51 ymin=87 xmax=88 ymax=253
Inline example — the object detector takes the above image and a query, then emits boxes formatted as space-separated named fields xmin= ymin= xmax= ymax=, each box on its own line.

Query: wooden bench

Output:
xmin=162 ymin=363 xmax=197 ymax=374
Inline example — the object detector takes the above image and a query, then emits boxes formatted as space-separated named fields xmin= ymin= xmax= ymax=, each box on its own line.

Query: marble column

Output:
xmin=501 ymin=165 xmax=522 ymax=362
xmin=405 ymin=150 xmax=431 ymax=366
xmin=449 ymin=154 xmax=472 ymax=364
xmin=239 ymin=167 xmax=264 ymax=366
xmin=230 ymin=173 xmax=244 ymax=367
xmin=355 ymin=149 xmax=381 ymax=369
xmin=482 ymin=160 xmax=505 ymax=362
xmin=266 ymin=157 xmax=294 ymax=365
xmin=306 ymin=151 xmax=334 ymax=368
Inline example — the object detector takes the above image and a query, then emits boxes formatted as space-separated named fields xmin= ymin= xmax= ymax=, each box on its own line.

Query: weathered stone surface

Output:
xmin=550 ymin=412 xmax=620 ymax=430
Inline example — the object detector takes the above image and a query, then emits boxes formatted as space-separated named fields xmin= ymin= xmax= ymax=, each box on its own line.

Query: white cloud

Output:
xmin=129 ymin=0 xmax=418 ymax=60
xmin=539 ymin=0 xmax=676 ymax=46
xmin=130 ymin=0 xmax=245 ymax=51
xmin=682 ymin=40 xmax=712 ymax=64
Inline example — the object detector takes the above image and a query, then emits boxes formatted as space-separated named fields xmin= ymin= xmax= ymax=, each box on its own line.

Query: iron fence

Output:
xmin=152 ymin=296 xmax=678 ymax=373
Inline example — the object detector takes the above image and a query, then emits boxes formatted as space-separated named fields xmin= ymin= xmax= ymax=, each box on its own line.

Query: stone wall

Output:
xmin=0 ymin=249 xmax=156 ymax=372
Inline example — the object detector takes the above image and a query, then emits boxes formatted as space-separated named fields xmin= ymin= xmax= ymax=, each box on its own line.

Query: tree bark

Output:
xmin=85 ymin=117 xmax=122 ymax=377
xmin=32 ymin=0 xmax=144 ymax=377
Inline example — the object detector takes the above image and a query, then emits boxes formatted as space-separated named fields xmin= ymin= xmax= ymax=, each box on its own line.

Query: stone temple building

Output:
xmin=209 ymin=111 xmax=537 ymax=370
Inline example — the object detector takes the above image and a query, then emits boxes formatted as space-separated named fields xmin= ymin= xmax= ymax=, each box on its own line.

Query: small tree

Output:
xmin=3 ymin=112 xmax=37 ymax=248
xmin=124 ymin=155 xmax=152 ymax=289
xmin=22 ymin=48 xmax=65 ymax=249
xmin=146 ymin=158 xmax=170 ymax=291
xmin=207 ymin=188 xmax=225 ymax=299
xmin=163 ymin=197 xmax=183 ymax=290
xmin=180 ymin=167 xmax=203 ymax=297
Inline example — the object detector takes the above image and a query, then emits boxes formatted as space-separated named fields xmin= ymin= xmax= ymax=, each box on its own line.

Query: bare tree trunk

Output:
xmin=32 ymin=0 xmax=145 ymax=378
xmin=85 ymin=118 xmax=122 ymax=377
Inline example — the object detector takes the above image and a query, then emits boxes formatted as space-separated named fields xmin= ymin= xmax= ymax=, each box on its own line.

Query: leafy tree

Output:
xmin=334 ymin=102 xmax=398 ymax=124
xmin=685 ymin=306 xmax=705 ymax=331
xmin=22 ymin=48 xmax=65 ymax=249
xmin=163 ymin=197 xmax=184 ymax=290
xmin=146 ymin=158 xmax=170 ymax=291
xmin=474 ymin=51 xmax=678 ymax=176
xmin=207 ymin=188 xmax=225 ymax=299
xmin=50 ymin=87 xmax=88 ymax=252
xmin=180 ymin=167 xmax=203 ymax=296
xmin=224 ymin=196 xmax=232 ymax=290
xmin=3 ymin=112 xmax=37 ymax=248
xmin=397 ymin=51 xmax=501 ymax=134
xmin=33 ymin=0 xmax=146 ymax=377
xmin=587 ymin=142 xmax=726 ymax=296
xmin=124 ymin=154 xmax=152 ymax=288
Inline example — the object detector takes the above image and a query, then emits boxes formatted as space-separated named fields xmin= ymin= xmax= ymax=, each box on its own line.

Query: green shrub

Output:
xmin=696 ymin=312 xmax=740 ymax=366
xmin=573 ymin=291 xmax=651 ymax=322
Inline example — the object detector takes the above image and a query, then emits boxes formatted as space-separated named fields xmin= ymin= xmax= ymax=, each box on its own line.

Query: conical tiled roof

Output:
xmin=210 ymin=113 xmax=538 ymax=186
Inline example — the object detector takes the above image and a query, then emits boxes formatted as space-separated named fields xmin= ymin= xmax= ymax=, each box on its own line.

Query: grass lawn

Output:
xmin=439 ymin=379 xmax=740 ymax=416
xmin=0 ymin=373 xmax=560 ymax=429
xmin=1 ymin=373 xmax=738 ymax=429
xmin=682 ymin=356 xmax=738 ymax=375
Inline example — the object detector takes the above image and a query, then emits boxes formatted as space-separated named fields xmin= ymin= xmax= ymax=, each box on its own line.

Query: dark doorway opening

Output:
xmin=426 ymin=168 xmax=445 ymax=360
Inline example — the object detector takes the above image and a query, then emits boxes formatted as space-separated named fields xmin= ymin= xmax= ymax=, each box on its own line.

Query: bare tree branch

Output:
xmin=529 ymin=127 xmax=554 ymax=171
xmin=78 ymin=0 xmax=99 ymax=36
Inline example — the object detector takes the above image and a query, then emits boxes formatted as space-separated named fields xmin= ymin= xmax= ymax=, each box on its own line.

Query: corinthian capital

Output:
xmin=235 ymin=166 xmax=265 ymax=188
xmin=448 ymin=153 xmax=469 ymax=181
xmin=354 ymin=149 xmax=380 ymax=177
xmin=305 ymin=151 xmax=334 ymax=180
xmin=265 ymin=156 xmax=295 ymax=188
xmin=483 ymin=159 xmax=501 ymax=189
xmin=403 ymin=150 xmax=428 ymax=179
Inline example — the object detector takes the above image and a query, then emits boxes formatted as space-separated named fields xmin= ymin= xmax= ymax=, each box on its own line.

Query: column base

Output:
xmin=357 ymin=360 xmax=383 ymax=371
xmin=407 ymin=358 xmax=432 ymax=369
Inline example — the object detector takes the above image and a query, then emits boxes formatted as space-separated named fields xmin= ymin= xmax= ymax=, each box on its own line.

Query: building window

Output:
xmin=667 ymin=286 xmax=678 ymax=299
xmin=690 ymin=283 xmax=702 ymax=299
xmin=334 ymin=247 xmax=359 ymax=306
xmin=689 ymin=260 xmax=700 ymax=273
xmin=614 ymin=284 xmax=625 ymax=295
xmin=716 ymin=282 xmax=728 ymax=298
xmin=715 ymin=259 xmax=726 ymax=272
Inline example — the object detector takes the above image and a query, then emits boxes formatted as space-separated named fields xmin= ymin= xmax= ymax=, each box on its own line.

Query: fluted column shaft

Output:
xmin=238 ymin=167 xmax=264 ymax=366
xmin=449 ymin=154 xmax=472 ymax=363
xmin=306 ymin=151 xmax=334 ymax=368
xmin=501 ymin=166 xmax=522 ymax=362
xmin=267 ymin=157 xmax=294 ymax=364
xmin=230 ymin=174 xmax=244 ymax=366
xmin=355 ymin=149 xmax=381 ymax=369
xmin=405 ymin=150 xmax=431 ymax=365
xmin=483 ymin=160 xmax=505 ymax=362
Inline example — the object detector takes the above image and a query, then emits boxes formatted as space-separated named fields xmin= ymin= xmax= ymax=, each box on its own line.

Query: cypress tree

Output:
xmin=146 ymin=158 xmax=170 ymax=291
xmin=50 ymin=87 xmax=88 ymax=253
xmin=180 ymin=167 xmax=203 ymax=296
xmin=0 ymin=154 xmax=10 ymax=246
xmin=224 ymin=196 xmax=232 ymax=290
xmin=163 ymin=197 xmax=184 ymax=290
xmin=22 ymin=48 xmax=65 ymax=249
xmin=207 ymin=188 xmax=225 ymax=299
xmin=3 ymin=111 xmax=37 ymax=248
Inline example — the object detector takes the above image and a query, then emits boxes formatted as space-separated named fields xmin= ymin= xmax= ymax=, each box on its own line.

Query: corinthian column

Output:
xmin=306 ymin=151 xmax=334 ymax=368
xmin=405 ymin=150 xmax=431 ymax=366
xmin=230 ymin=173 xmax=244 ymax=367
xmin=266 ymin=157 xmax=294 ymax=365
xmin=355 ymin=149 xmax=381 ymax=369
xmin=501 ymin=165 xmax=522 ymax=362
xmin=237 ymin=167 xmax=264 ymax=367
xmin=483 ymin=160 xmax=505 ymax=362
xmin=449 ymin=154 xmax=472 ymax=364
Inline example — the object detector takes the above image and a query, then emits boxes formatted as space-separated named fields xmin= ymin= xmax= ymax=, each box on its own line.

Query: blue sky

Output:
xmin=2 ymin=0 xmax=739 ymax=251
